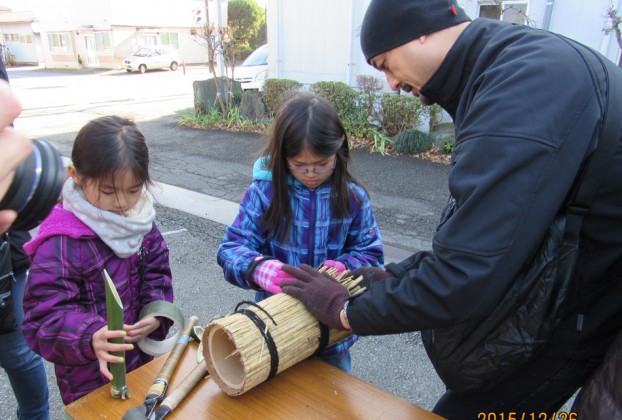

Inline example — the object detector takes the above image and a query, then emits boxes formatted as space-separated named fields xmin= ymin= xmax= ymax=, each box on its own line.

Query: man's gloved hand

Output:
xmin=251 ymin=258 xmax=295 ymax=294
xmin=348 ymin=266 xmax=393 ymax=290
xmin=321 ymin=260 xmax=347 ymax=277
xmin=280 ymin=264 xmax=349 ymax=330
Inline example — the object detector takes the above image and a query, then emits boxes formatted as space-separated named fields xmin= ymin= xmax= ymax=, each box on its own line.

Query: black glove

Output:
xmin=347 ymin=266 xmax=393 ymax=290
xmin=280 ymin=264 xmax=349 ymax=330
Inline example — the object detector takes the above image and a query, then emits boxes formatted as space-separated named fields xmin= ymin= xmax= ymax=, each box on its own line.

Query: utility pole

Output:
xmin=215 ymin=0 xmax=225 ymax=78
xmin=204 ymin=0 xmax=225 ymax=77
xmin=204 ymin=0 xmax=212 ymax=71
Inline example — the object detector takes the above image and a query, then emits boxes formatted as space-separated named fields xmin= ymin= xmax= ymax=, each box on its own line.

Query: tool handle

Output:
xmin=161 ymin=360 xmax=208 ymax=411
xmin=148 ymin=316 xmax=199 ymax=394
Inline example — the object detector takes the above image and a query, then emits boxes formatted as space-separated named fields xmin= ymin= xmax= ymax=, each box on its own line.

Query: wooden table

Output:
xmin=65 ymin=343 xmax=442 ymax=419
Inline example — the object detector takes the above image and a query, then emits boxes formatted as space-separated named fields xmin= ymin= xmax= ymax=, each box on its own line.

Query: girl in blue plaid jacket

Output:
xmin=217 ymin=94 xmax=384 ymax=372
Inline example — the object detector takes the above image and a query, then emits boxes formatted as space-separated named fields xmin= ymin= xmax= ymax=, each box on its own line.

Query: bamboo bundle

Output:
xmin=202 ymin=268 xmax=363 ymax=396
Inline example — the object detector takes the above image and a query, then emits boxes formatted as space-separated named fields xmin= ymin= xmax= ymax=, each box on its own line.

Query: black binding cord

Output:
xmin=234 ymin=301 xmax=280 ymax=380
xmin=313 ymin=323 xmax=330 ymax=356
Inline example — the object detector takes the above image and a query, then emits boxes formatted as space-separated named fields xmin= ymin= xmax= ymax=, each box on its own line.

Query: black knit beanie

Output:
xmin=360 ymin=0 xmax=471 ymax=64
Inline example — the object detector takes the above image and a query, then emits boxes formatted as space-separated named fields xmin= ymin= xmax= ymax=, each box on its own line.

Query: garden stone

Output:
xmin=240 ymin=91 xmax=268 ymax=122
xmin=193 ymin=77 xmax=243 ymax=114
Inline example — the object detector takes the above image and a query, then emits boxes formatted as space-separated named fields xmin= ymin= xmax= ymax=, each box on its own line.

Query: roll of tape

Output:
xmin=137 ymin=300 xmax=185 ymax=356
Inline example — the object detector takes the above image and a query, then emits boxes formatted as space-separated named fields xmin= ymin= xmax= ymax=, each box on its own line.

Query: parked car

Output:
xmin=234 ymin=44 xmax=268 ymax=91
xmin=123 ymin=47 xmax=180 ymax=74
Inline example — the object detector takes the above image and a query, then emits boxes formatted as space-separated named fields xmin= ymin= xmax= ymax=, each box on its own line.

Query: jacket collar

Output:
xmin=420 ymin=18 xmax=497 ymax=119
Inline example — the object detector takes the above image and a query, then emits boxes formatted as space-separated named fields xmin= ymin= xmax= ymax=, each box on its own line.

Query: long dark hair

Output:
xmin=71 ymin=115 xmax=151 ymax=188
xmin=262 ymin=93 xmax=364 ymax=241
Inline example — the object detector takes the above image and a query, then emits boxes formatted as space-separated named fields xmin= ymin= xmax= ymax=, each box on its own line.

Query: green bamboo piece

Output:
xmin=104 ymin=269 xmax=131 ymax=400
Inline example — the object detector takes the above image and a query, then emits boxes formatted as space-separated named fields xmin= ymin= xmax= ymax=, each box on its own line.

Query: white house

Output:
xmin=0 ymin=0 xmax=229 ymax=69
xmin=265 ymin=0 xmax=375 ymax=88
xmin=265 ymin=0 xmax=622 ymax=90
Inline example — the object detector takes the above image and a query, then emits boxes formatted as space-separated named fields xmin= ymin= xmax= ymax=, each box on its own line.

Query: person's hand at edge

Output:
xmin=281 ymin=263 xmax=350 ymax=330
xmin=0 ymin=80 xmax=32 ymax=234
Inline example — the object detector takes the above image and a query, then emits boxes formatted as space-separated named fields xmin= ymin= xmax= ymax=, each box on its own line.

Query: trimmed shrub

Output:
xmin=391 ymin=129 xmax=433 ymax=154
xmin=310 ymin=81 xmax=359 ymax=124
xmin=441 ymin=137 xmax=456 ymax=154
xmin=356 ymin=75 xmax=384 ymax=95
xmin=428 ymin=104 xmax=443 ymax=132
xmin=263 ymin=78 xmax=303 ymax=116
xmin=311 ymin=81 xmax=375 ymax=143
xmin=379 ymin=93 xmax=426 ymax=137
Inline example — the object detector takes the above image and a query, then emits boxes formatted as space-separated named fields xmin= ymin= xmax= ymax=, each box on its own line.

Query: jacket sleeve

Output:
xmin=348 ymin=75 xmax=601 ymax=335
xmin=335 ymin=184 xmax=384 ymax=269
xmin=217 ymin=182 xmax=268 ymax=289
xmin=22 ymin=236 xmax=106 ymax=366
xmin=138 ymin=223 xmax=174 ymax=338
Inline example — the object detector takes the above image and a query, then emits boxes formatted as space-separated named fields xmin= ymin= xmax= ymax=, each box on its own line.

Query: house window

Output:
xmin=19 ymin=34 xmax=33 ymax=43
xmin=141 ymin=35 xmax=157 ymax=47
xmin=95 ymin=32 xmax=112 ymax=51
xmin=160 ymin=32 xmax=179 ymax=49
xmin=48 ymin=33 xmax=72 ymax=53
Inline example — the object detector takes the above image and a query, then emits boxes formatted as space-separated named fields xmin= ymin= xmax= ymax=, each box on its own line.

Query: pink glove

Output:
xmin=322 ymin=260 xmax=347 ymax=277
xmin=251 ymin=258 xmax=295 ymax=294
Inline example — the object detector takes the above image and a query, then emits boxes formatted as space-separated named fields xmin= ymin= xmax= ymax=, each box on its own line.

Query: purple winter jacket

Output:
xmin=22 ymin=204 xmax=174 ymax=404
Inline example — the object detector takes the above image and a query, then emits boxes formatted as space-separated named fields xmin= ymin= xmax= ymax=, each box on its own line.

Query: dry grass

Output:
xmin=349 ymin=136 xmax=452 ymax=165
xmin=180 ymin=117 xmax=452 ymax=165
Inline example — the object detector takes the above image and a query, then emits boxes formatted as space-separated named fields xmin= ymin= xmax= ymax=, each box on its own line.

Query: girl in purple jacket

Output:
xmin=22 ymin=116 xmax=174 ymax=404
xmin=217 ymin=94 xmax=384 ymax=372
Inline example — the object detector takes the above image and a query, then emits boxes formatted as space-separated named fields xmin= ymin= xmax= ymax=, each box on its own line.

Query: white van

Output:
xmin=234 ymin=44 xmax=268 ymax=91
xmin=123 ymin=47 xmax=180 ymax=74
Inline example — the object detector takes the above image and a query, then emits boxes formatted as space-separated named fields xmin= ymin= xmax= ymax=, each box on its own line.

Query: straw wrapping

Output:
xmin=234 ymin=301 xmax=279 ymax=380
xmin=203 ymin=267 xmax=365 ymax=396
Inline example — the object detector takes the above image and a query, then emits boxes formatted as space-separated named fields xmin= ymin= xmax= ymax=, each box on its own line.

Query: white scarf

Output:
xmin=62 ymin=178 xmax=156 ymax=258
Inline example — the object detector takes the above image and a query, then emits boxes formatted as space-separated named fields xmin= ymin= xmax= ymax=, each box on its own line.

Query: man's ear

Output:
xmin=67 ymin=163 xmax=81 ymax=186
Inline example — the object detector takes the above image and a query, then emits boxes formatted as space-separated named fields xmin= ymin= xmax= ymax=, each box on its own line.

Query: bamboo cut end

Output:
xmin=110 ymin=384 xmax=131 ymax=400
xmin=203 ymin=324 xmax=245 ymax=395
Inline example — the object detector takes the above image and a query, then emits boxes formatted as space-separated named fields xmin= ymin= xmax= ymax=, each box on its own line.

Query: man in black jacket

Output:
xmin=280 ymin=0 xmax=622 ymax=417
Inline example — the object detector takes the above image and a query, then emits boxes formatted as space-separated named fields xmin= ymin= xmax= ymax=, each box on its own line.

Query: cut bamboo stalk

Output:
xmin=203 ymin=268 xmax=364 ymax=396
xmin=104 ymin=269 xmax=131 ymax=400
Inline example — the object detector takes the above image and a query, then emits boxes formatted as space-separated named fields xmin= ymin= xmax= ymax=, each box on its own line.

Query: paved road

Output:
xmin=1 ymin=68 xmax=452 ymax=418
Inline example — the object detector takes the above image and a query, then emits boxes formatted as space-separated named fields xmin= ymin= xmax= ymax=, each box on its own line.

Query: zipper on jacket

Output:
xmin=139 ymin=247 xmax=147 ymax=283
xmin=309 ymin=188 xmax=316 ymax=265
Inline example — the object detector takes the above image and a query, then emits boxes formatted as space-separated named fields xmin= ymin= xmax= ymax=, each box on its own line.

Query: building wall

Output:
xmin=460 ymin=0 xmax=622 ymax=64
xmin=267 ymin=0 xmax=381 ymax=89
xmin=268 ymin=0 xmax=622 ymax=90
xmin=0 ymin=21 xmax=38 ymax=64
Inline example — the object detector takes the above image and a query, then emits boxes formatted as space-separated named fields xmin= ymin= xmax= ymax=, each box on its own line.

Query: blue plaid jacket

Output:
xmin=217 ymin=158 xmax=384 ymax=355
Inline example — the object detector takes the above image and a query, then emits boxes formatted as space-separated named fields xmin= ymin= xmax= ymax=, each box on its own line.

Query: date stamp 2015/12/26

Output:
xmin=477 ymin=413 xmax=577 ymax=420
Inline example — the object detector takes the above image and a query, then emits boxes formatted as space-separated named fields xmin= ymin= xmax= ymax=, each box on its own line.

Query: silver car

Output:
xmin=234 ymin=44 xmax=268 ymax=91
xmin=123 ymin=47 xmax=180 ymax=74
